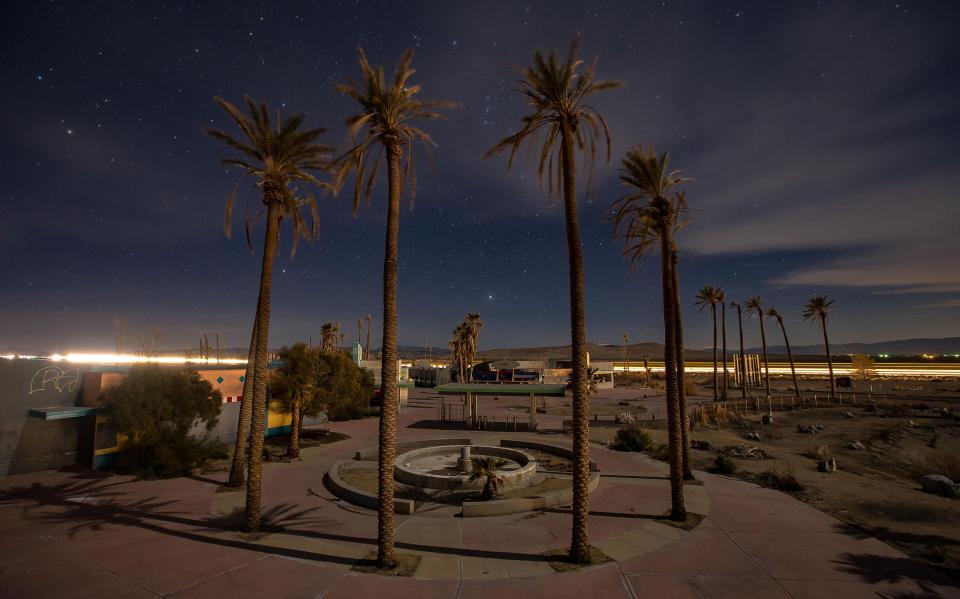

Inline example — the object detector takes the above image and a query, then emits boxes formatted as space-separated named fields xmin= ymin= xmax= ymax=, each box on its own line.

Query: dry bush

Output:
xmin=815 ymin=444 xmax=831 ymax=459
xmin=683 ymin=378 xmax=700 ymax=397
xmin=880 ymin=402 xmax=911 ymax=418
xmin=913 ymin=450 xmax=960 ymax=480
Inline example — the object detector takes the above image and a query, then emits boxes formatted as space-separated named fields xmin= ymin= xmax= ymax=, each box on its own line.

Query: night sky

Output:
xmin=2 ymin=1 xmax=959 ymax=354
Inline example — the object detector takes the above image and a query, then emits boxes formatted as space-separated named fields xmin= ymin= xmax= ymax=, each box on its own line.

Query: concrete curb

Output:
xmin=461 ymin=471 xmax=600 ymax=517
xmin=324 ymin=459 xmax=416 ymax=515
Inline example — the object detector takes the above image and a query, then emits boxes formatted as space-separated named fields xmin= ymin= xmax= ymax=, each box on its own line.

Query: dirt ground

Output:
xmin=591 ymin=396 xmax=960 ymax=574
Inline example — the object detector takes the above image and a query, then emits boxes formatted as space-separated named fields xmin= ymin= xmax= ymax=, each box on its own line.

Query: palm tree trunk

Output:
xmin=778 ymin=316 xmax=800 ymax=399
xmin=710 ymin=302 xmax=718 ymax=401
xmin=660 ymin=227 xmax=686 ymax=521
xmin=720 ymin=302 xmax=728 ymax=401
xmin=560 ymin=122 xmax=592 ymax=564
xmin=376 ymin=140 xmax=402 ymax=568
xmin=759 ymin=314 xmax=771 ymax=406
xmin=228 ymin=320 xmax=257 ymax=486
xmin=243 ymin=199 xmax=281 ymax=532
xmin=822 ymin=319 xmax=835 ymax=399
xmin=670 ymin=248 xmax=693 ymax=481
xmin=736 ymin=305 xmax=747 ymax=399
xmin=287 ymin=394 xmax=302 ymax=459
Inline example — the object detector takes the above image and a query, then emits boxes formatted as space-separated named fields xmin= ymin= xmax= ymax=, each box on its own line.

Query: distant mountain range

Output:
xmin=5 ymin=336 xmax=959 ymax=362
xmin=746 ymin=337 xmax=960 ymax=357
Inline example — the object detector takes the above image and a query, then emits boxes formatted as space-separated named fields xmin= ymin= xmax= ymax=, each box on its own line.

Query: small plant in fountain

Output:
xmin=469 ymin=457 xmax=508 ymax=500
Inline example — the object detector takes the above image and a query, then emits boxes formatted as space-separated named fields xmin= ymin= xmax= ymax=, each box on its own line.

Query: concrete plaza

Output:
xmin=0 ymin=388 xmax=957 ymax=598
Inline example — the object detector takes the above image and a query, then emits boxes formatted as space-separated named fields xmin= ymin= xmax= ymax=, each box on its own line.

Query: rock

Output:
xmin=797 ymin=424 xmax=824 ymax=434
xmin=818 ymin=458 xmax=838 ymax=473
xmin=843 ymin=411 xmax=855 ymax=419
xmin=615 ymin=412 xmax=636 ymax=425
xmin=761 ymin=414 xmax=774 ymax=425
xmin=691 ymin=439 xmax=712 ymax=450
xmin=618 ymin=400 xmax=631 ymax=406
xmin=745 ymin=431 xmax=761 ymax=441
xmin=941 ymin=407 xmax=952 ymax=418
xmin=908 ymin=420 xmax=917 ymax=428
xmin=847 ymin=440 xmax=866 ymax=450
xmin=921 ymin=474 xmax=960 ymax=498
xmin=720 ymin=444 xmax=769 ymax=459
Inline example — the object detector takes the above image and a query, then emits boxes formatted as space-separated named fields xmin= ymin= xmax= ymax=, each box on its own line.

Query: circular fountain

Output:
xmin=393 ymin=444 xmax=537 ymax=492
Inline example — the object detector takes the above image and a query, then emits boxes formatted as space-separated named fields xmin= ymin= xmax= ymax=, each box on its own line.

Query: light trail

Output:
xmin=1 ymin=352 xmax=247 ymax=366
xmin=614 ymin=362 xmax=960 ymax=377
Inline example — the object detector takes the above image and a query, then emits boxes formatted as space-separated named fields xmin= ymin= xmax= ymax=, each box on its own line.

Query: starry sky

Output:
xmin=2 ymin=1 xmax=959 ymax=354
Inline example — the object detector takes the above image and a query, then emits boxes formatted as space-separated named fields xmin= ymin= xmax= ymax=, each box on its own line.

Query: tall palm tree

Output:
xmin=670 ymin=248 xmax=694 ymax=480
xmin=803 ymin=294 xmax=836 ymax=399
xmin=717 ymin=288 xmax=729 ymax=400
xmin=464 ymin=313 xmax=483 ymax=381
xmin=448 ymin=323 xmax=469 ymax=382
xmin=207 ymin=96 xmax=331 ymax=530
xmin=365 ymin=313 xmax=373 ymax=360
xmin=694 ymin=285 xmax=722 ymax=401
xmin=486 ymin=38 xmax=620 ymax=562
xmin=730 ymin=300 xmax=747 ymax=398
xmin=333 ymin=48 xmax=454 ymax=568
xmin=745 ymin=296 xmax=772 ymax=409
xmin=609 ymin=145 xmax=689 ymax=521
xmin=767 ymin=308 xmax=800 ymax=399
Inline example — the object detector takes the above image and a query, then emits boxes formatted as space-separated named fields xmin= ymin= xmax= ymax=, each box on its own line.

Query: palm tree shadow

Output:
xmin=832 ymin=552 xmax=959 ymax=593
xmin=0 ymin=475 xmax=549 ymax=565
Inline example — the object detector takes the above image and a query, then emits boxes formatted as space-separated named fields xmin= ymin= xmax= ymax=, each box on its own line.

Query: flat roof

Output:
xmin=434 ymin=383 xmax=566 ymax=397
xmin=28 ymin=406 xmax=99 ymax=420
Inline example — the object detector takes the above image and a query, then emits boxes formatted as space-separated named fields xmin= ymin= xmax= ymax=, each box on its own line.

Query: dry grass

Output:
xmin=911 ymin=449 xmax=960 ymax=481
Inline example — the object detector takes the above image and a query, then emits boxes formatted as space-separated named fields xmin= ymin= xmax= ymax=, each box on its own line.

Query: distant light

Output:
xmin=1 ymin=352 xmax=247 ymax=366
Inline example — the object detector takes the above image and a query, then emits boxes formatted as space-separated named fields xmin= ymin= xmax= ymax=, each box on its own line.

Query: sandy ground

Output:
xmin=590 ymin=392 xmax=960 ymax=574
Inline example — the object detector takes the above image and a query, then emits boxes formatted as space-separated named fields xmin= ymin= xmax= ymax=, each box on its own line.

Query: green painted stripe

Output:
xmin=433 ymin=383 xmax=566 ymax=397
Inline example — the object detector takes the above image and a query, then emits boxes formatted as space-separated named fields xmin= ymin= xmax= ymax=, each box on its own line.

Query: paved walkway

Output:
xmin=0 ymin=394 xmax=957 ymax=598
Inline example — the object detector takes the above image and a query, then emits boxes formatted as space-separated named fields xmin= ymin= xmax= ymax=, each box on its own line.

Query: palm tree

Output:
xmin=729 ymin=301 xmax=747 ymax=398
xmin=207 ymin=97 xmax=331 ymax=529
xmin=670 ymin=248 xmax=694 ymax=480
xmin=694 ymin=285 xmax=722 ymax=401
xmin=365 ymin=314 xmax=373 ymax=360
xmin=333 ymin=48 xmax=455 ymax=568
xmin=464 ymin=313 xmax=483 ymax=381
xmin=469 ymin=457 xmax=508 ymax=500
xmin=717 ymin=288 xmax=729 ymax=400
xmin=486 ymin=38 xmax=620 ymax=562
xmin=767 ymin=308 xmax=800 ymax=399
xmin=609 ymin=145 xmax=689 ymax=521
xmin=272 ymin=343 xmax=320 ymax=459
xmin=803 ymin=294 xmax=837 ymax=399
xmin=745 ymin=296 xmax=772 ymax=408
xmin=448 ymin=323 xmax=469 ymax=382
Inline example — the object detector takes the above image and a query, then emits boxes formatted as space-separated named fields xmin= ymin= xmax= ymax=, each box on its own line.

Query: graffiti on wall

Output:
xmin=29 ymin=366 xmax=80 ymax=394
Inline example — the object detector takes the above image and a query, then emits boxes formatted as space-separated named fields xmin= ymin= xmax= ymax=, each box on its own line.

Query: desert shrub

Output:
xmin=911 ymin=402 xmax=931 ymax=411
xmin=913 ymin=450 xmax=960 ymax=481
xmin=713 ymin=455 xmax=737 ymax=474
xmin=614 ymin=372 xmax=646 ymax=388
xmin=683 ymin=377 xmax=700 ymax=397
xmin=880 ymin=402 xmax=911 ymax=418
xmin=317 ymin=352 xmax=375 ymax=421
xmin=758 ymin=469 xmax=803 ymax=492
xmin=101 ymin=366 xmax=224 ymax=478
xmin=611 ymin=426 xmax=653 ymax=452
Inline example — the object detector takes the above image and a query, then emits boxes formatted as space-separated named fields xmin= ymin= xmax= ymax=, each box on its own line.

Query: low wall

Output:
xmin=461 ymin=471 xmax=600 ymax=517
xmin=499 ymin=439 xmax=598 ymax=472
xmin=394 ymin=445 xmax=536 ymax=491
xmin=324 ymin=459 xmax=416 ymax=515
xmin=354 ymin=437 xmax=473 ymax=460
